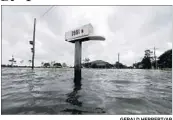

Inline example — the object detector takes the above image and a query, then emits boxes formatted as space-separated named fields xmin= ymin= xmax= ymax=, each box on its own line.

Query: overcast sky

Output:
xmin=2 ymin=6 xmax=172 ymax=66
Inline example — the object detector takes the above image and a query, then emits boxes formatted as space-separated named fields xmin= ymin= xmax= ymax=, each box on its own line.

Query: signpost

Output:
xmin=65 ymin=24 xmax=105 ymax=83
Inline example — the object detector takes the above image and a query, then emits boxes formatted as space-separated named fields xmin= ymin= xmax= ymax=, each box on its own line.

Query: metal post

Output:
xmin=32 ymin=18 xmax=36 ymax=70
xmin=65 ymin=24 xmax=105 ymax=85
xmin=74 ymin=41 xmax=82 ymax=84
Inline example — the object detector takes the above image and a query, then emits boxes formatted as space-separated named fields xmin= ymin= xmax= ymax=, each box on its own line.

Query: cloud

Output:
xmin=167 ymin=42 xmax=172 ymax=49
xmin=2 ymin=6 xmax=172 ymax=66
xmin=121 ymin=50 xmax=135 ymax=65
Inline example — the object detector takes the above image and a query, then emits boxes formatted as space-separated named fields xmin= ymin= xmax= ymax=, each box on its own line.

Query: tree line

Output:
xmin=2 ymin=49 xmax=172 ymax=69
xmin=41 ymin=61 xmax=67 ymax=68
xmin=82 ymin=49 xmax=172 ymax=69
xmin=133 ymin=49 xmax=172 ymax=69
xmin=2 ymin=59 xmax=68 ymax=68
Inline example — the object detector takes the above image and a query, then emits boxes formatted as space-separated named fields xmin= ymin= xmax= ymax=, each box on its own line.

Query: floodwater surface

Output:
xmin=1 ymin=68 xmax=172 ymax=114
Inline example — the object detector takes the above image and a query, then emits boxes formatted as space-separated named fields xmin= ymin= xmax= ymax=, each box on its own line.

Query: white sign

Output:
xmin=65 ymin=23 xmax=93 ymax=42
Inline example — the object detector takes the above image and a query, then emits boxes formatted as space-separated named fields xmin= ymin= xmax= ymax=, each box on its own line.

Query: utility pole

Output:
xmin=153 ymin=47 xmax=157 ymax=69
xmin=118 ymin=53 xmax=120 ymax=69
xmin=32 ymin=18 xmax=36 ymax=70
xmin=29 ymin=18 xmax=36 ymax=70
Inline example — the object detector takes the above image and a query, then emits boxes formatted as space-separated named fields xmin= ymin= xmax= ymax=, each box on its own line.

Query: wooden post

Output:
xmin=74 ymin=41 xmax=82 ymax=84
xmin=32 ymin=18 xmax=36 ymax=70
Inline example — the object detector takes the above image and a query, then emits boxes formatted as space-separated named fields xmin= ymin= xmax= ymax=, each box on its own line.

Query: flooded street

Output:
xmin=1 ymin=68 xmax=172 ymax=114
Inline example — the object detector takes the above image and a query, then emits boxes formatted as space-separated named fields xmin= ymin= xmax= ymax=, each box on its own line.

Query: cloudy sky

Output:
xmin=2 ymin=6 xmax=172 ymax=66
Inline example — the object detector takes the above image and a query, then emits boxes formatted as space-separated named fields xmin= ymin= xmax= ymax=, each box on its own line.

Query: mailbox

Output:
xmin=65 ymin=23 xmax=93 ymax=42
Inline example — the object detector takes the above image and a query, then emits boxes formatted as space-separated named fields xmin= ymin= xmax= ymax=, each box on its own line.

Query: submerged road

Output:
xmin=1 ymin=68 xmax=172 ymax=114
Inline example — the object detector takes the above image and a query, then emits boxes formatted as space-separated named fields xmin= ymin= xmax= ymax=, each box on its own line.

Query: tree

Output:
xmin=50 ymin=61 xmax=56 ymax=67
xmin=114 ymin=61 xmax=127 ymax=69
xmin=158 ymin=49 xmax=172 ymax=68
xmin=53 ymin=63 xmax=62 ymax=68
xmin=141 ymin=49 xmax=153 ymax=69
xmin=9 ymin=55 xmax=16 ymax=67
xmin=141 ymin=57 xmax=151 ymax=69
xmin=83 ymin=58 xmax=90 ymax=64
xmin=43 ymin=63 xmax=50 ymax=68
xmin=85 ymin=58 xmax=90 ymax=63
xmin=41 ymin=62 xmax=44 ymax=67
xmin=133 ymin=62 xmax=143 ymax=69
xmin=83 ymin=58 xmax=91 ymax=68
xmin=62 ymin=63 xmax=67 ymax=67
xmin=144 ymin=49 xmax=153 ymax=58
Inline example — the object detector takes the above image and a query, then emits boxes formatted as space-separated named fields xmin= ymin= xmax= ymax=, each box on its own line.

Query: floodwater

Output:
xmin=1 ymin=68 xmax=172 ymax=114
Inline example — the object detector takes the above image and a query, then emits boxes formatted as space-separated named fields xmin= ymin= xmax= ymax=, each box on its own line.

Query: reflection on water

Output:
xmin=63 ymin=77 xmax=83 ymax=114
xmin=1 ymin=68 xmax=172 ymax=114
xmin=66 ymin=77 xmax=82 ymax=107
xmin=64 ymin=76 xmax=105 ymax=114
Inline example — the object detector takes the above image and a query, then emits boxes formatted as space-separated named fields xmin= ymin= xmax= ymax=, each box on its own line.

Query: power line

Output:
xmin=39 ymin=6 xmax=55 ymax=19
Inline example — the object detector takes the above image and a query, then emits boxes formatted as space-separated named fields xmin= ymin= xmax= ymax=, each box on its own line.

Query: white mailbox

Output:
xmin=65 ymin=23 xmax=94 ymax=42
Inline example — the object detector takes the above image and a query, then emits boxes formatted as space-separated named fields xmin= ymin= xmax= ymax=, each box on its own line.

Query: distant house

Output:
xmin=114 ymin=62 xmax=127 ymax=69
xmin=138 ymin=64 xmax=143 ymax=69
xmin=84 ymin=60 xmax=113 ymax=68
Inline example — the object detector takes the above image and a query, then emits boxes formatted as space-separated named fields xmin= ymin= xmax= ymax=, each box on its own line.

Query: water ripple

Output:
xmin=1 ymin=68 xmax=172 ymax=114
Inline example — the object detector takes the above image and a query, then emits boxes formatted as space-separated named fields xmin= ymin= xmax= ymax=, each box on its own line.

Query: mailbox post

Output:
xmin=65 ymin=24 xmax=105 ymax=81
xmin=74 ymin=40 xmax=82 ymax=82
